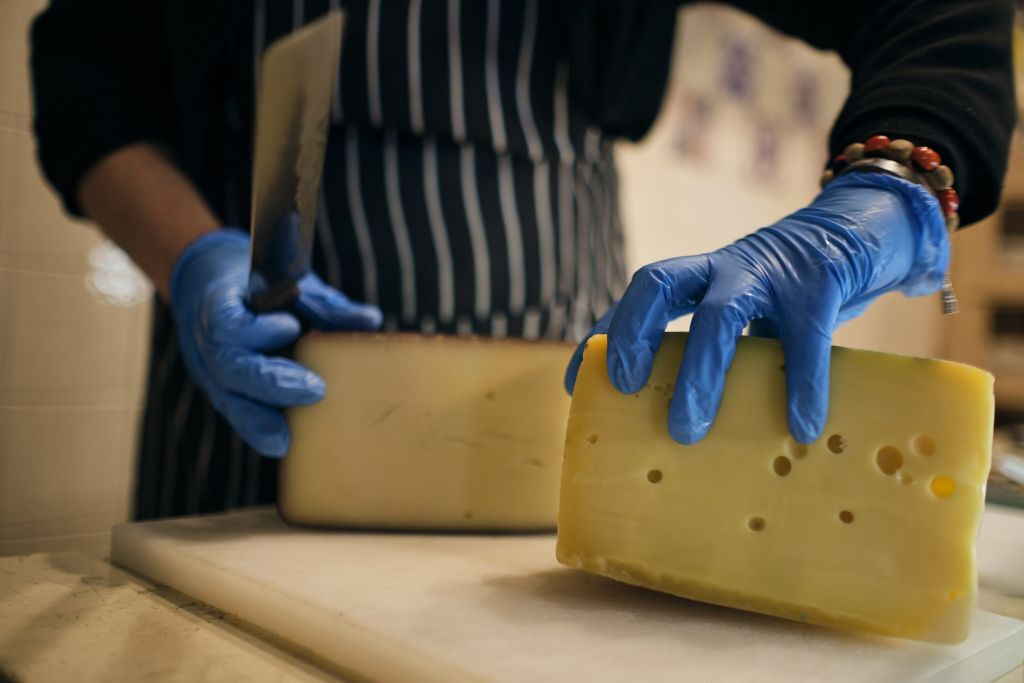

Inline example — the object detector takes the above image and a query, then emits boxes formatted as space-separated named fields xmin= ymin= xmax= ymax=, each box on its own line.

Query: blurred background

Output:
xmin=1 ymin=2 xmax=1022 ymax=555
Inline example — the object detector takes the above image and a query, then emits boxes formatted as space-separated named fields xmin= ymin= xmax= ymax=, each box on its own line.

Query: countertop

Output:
xmin=0 ymin=549 xmax=340 ymax=682
xmin=3 ymin=505 xmax=1023 ymax=682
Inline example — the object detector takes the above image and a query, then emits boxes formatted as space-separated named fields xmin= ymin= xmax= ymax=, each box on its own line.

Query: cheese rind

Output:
xmin=281 ymin=333 xmax=573 ymax=530
xmin=556 ymin=333 xmax=994 ymax=643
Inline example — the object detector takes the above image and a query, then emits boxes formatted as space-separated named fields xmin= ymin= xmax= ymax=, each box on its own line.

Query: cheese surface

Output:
xmin=557 ymin=333 xmax=994 ymax=643
xmin=281 ymin=333 xmax=573 ymax=530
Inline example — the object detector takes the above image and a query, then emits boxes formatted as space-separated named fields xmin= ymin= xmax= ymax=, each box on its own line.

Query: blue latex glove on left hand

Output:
xmin=170 ymin=228 xmax=382 ymax=457
xmin=565 ymin=171 xmax=950 ymax=445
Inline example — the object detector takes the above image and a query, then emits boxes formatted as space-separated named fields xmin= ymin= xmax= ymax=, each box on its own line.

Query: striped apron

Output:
xmin=135 ymin=0 xmax=631 ymax=519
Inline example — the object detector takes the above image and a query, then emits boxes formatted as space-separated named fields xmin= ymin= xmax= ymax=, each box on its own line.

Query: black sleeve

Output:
xmin=30 ymin=0 xmax=172 ymax=217
xmin=724 ymin=0 xmax=1017 ymax=226
xmin=561 ymin=0 xmax=681 ymax=142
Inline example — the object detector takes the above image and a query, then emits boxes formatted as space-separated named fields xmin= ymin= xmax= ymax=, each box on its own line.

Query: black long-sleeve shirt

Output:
xmin=32 ymin=0 xmax=1016 ymax=227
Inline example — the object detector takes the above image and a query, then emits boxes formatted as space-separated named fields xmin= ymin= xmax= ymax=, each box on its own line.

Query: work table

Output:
xmin=0 ymin=550 xmax=334 ymax=682
xmin=3 ymin=505 xmax=1023 ymax=682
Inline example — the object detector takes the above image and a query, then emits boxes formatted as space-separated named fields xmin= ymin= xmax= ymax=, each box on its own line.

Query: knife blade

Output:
xmin=248 ymin=9 xmax=343 ymax=312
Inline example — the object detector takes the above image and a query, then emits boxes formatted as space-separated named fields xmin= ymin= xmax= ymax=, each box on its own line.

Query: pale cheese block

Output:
xmin=281 ymin=333 xmax=573 ymax=530
xmin=557 ymin=333 xmax=994 ymax=643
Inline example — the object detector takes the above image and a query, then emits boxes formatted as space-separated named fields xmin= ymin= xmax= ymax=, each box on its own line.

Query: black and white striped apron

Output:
xmin=135 ymin=0 xmax=635 ymax=519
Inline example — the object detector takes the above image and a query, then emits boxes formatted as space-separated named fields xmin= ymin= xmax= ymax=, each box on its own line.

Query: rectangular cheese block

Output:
xmin=281 ymin=333 xmax=573 ymax=530
xmin=557 ymin=333 xmax=994 ymax=643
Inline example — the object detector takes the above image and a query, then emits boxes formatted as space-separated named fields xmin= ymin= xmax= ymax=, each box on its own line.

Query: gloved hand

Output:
xmin=170 ymin=228 xmax=381 ymax=457
xmin=565 ymin=171 xmax=949 ymax=445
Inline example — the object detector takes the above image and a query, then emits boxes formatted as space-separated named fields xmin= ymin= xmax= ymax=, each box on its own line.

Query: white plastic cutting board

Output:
xmin=111 ymin=508 xmax=1024 ymax=682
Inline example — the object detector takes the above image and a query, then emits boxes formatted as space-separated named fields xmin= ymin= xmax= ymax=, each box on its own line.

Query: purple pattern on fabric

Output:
xmin=721 ymin=37 xmax=754 ymax=100
xmin=792 ymin=71 xmax=819 ymax=126
xmin=754 ymin=123 xmax=780 ymax=179
xmin=673 ymin=92 xmax=714 ymax=160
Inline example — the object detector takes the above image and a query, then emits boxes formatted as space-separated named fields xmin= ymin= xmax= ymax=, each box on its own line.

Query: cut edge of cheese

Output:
xmin=280 ymin=331 xmax=575 ymax=531
xmin=554 ymin=551 xmax=932 ymax=639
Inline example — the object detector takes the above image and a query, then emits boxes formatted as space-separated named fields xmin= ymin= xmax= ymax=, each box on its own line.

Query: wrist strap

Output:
xmin=821 ymin=135 xmax=960 ymax=314
xmin=841 ymin=156 xmax=927 ymax=187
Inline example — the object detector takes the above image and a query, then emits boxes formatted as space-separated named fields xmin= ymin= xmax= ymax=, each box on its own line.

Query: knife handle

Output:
xmin=248 ymin=280 xmax=301 ymax=313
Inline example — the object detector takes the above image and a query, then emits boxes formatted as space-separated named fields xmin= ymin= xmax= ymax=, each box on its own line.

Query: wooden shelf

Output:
xmin=996 ymin=375 xmax=1024 ymax=412
xmin=973 ymin=272 xmax=1024 ymax=302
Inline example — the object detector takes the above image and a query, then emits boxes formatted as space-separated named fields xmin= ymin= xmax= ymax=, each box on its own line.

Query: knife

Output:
xmin=248 ymin=9 xmax=343 ymax=312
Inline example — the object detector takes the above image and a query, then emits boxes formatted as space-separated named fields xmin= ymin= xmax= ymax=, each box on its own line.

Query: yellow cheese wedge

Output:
xmin=281 ymin=333 xmax=573 ymax=530
xmin=556 ymin=333 xmax=993 ymax=643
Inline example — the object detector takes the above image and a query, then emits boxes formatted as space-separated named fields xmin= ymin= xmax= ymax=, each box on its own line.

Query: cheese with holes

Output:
xmin=557 ymin=333 xmax=993 ymax=643
xmin=280 ymin=333 xmax=573 ymax=530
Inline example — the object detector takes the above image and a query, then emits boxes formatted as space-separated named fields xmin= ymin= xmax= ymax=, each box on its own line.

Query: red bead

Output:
xmin=911 ymin=146 xmax=941 ymax=171
xmin=938 ymin=188 xmax=959 ymax=216
xmin=864 ymin=135 xmax=890 ymax=152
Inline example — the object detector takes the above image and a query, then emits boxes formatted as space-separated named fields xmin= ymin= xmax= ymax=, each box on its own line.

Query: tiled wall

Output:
xmin=0 ymin=0 xmax=151 ymax=555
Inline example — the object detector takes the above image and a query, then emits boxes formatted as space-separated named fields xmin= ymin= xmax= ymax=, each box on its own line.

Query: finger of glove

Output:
xmin=778 ymin=301 xmax=840 ymax=444
xmin=564 ymin=304 xmax=617 ymax=395
xmin=203 ymin=288 xmax=303 ymax=351
xmin=214 ymin=391 xmax=292 ymax=458
xmin=606 ymin=256 xmax=711 ymax=395
xmin=177 ymin=340 xmax=224 ymax=407
xmin=295 ymin=274 xmax=383 ymax=331
xmin=836 ymin=298 xmax=870 ymax=324
xmin=670 ymin=291 xmax=755 ymax=444
xmin=204 ymin=346 xmax=326 ymax=406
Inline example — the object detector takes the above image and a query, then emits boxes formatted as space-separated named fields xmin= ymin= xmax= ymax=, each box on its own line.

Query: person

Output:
xmin=31 ymin=1 xmax=1015 ymax=519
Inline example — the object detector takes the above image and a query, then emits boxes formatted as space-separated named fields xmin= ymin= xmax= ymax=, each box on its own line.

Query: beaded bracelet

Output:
xmin=819 ymin=135 xmax=959 ymax=314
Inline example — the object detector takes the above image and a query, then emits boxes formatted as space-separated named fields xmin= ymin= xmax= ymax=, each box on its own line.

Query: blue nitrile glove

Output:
xmin=169 ymin=228 xmax=382 ymax=457
xmin=565 ymin=171 xmax=950 ymax=445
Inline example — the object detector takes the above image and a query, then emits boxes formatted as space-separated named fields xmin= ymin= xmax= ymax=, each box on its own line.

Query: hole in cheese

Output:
xmin=773 ymin=456 xmax=792 ymax=477
xmin=913 ymin=435 xmax=936 ymax=456
xmin=786 ymin=438 xmax=808 ymax=459
xmin=839 ymin=510 xmax=854 ymax=524
xmin=587 ymin=434 xmax=599 ymax=445
xmin=647 ymin=469 xmax=663 ymax=483
xmin=827 ymin=434 xmax=845 ymax=454
xmin=899 ymin=471 xmax=914 ymax=485
xmin=876 ymin=446 xmax=903 ymax=475
xmin=485 ymin=390 xmax=496 ymax=400
xmin=930 ymin=476 xmax=955 ymax=498
xmin=748 ymin=516 xmax=766 ymax=531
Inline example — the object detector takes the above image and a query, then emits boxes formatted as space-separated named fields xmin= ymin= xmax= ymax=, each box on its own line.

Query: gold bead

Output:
xmin=945 ymin=212 xmax=960 ymax=232
xmin=928 ymin=164 xmax=954 ymax=191
xmin=843 ymin=142 xmax=865 ymax=162
xmin=819 ymin=169 xmax=835 ymax=187
xmin=886 ymin=139 xmax=914 ymax=161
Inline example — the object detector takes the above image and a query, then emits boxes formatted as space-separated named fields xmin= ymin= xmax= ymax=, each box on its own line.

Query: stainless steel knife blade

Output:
xmin=249 ymin=9 xmax=342 ymax=312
